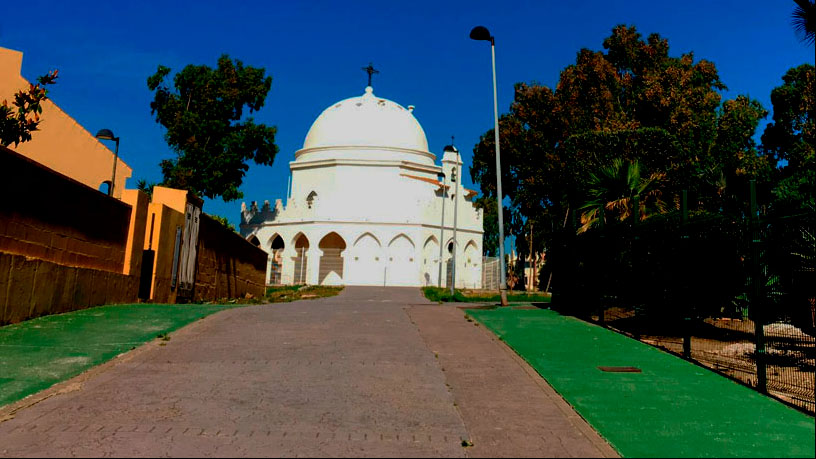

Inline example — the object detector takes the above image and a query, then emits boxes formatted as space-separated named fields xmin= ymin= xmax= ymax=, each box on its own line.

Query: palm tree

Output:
xmin=578 ymin=159 xmax=665 ymax=234
xmin=792 ymin=0 xmax=816 ymax=63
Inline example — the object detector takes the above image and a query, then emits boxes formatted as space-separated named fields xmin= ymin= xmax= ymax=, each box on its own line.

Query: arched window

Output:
xmin=306 ymin=191 xmax=318 ymax=209
xmin=98 ymin=180 xmax=112 ymax=195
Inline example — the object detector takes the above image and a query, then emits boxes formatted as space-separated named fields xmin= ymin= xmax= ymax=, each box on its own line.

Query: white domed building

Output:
xmin=239 ymin=85 xmax=484 ymax=288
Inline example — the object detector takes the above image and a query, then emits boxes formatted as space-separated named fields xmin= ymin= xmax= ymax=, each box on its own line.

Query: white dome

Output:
xmin=302 ymin=87 xmax=429 ymax=152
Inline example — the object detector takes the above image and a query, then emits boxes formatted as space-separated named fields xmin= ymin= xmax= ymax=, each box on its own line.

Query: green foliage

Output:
xmin=792 ymin=0 xmax=816 ymax=46
xmin=421 ymin=286 xmax=552 ymax=303
xmin=761 ymin=64 xmax=815 ymax=212
xmin=208 ymin=214 xmax=236 ymax=232
xmin=470 ymin=24 xmax=771 ymax=277
xmin=474 ymin=196 xmax=500 ymax=256
xmin=147 ymin=55 xmax=278 ymax=201
xmin=0 ymin=70 xmax=58 ymax=147
xmin=264 ymin=285 xmax=343 ymax=303
xmin=578 ymin=159 xmax=665 ymax=233
xmin=135 ymin=179 xmax=156 ymax=199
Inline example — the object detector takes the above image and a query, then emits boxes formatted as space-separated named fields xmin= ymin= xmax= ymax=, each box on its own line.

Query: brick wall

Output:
xmin=0 ymin=146 xmax=140 ymax=324
xmin=0 ymin=253 xmax=138 ymax=324
xmin=194 ymin=214 xmax=266 ymax=301
xmin=0 ymin=146 xmax=131 ymax=273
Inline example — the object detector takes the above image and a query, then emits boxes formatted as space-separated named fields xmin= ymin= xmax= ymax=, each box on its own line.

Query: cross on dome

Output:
xmin=362 ymin=63 xmax=379 ymax=87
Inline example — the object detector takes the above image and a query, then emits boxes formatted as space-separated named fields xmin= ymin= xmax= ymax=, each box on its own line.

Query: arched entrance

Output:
xmin=293 ymin=233 xmax=309 ymax=284
xmin=446 ymin=240 xmax=454 ymax=288
xmin=464 ymin=240 xmax=479 ymax=289
xmin=268 ymin=234 xmax=285 ymax=284
xmin=319 ymin=232 xmax=346 ymax=285
xmin=386 ymin=234 xmax=416 ymax=286
xmin=422 ymin=236 xmax=439 ymax=286
xmin=347 ymin=233 xmax=382 ymax=286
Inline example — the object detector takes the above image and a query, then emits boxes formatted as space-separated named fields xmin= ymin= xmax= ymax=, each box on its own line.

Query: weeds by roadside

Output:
xmin=422 ymin=287 xmax=551 ymax=304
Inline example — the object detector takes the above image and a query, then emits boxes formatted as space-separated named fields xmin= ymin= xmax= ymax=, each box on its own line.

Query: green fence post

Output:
xmin=750 ymin=180 xmax=767 ymax=393
xmin=681 ymin=190 xmax=692 ymax=359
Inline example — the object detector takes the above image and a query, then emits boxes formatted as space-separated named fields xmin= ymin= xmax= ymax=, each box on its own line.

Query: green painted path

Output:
xmin=467 ymin=307 xmax=815 ymax=458
xmin=0 ymin=304 xmax=236 ymax=409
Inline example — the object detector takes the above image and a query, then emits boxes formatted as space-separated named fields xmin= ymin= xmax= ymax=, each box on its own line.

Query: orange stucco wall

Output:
xmin=121 ymin=189 xmax=149 ymax=276
xmin=0 ymin=47 xmax=132 ymax=198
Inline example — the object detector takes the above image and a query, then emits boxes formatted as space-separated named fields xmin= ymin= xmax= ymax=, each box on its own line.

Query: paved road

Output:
xmin=0 ymin=287 xmax=616 ymax=457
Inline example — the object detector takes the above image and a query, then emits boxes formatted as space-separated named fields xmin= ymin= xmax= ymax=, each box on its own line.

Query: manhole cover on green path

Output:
xmin=598 ymin=366 xmax=642 ymax=373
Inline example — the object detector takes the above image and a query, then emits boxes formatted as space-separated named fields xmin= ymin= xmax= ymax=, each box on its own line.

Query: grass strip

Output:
xmin=422 ymin=286 xmax=551 ymax=303
xmin=467 ymin=307 xmax=815 ymax=458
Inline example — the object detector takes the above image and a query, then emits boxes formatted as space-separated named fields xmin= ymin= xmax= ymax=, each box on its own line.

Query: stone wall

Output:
xmin=0 ymin=147 xmax=131 ymax=273
xmin=0 ymin=146 xmax=141 ymax=324
xmin=0 ymin=253 xmax=138 ymax=324
xmin=194 ymin=214 xmax=266 ymax=301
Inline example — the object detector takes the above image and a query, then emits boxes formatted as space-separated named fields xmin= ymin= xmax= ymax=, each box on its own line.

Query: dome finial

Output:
xmin=362 ymin=62 xmax=379 ymax=88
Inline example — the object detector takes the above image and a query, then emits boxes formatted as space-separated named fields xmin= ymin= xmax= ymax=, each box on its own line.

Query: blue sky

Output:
xmin=1 ymin=0 xmax=812 ymax=229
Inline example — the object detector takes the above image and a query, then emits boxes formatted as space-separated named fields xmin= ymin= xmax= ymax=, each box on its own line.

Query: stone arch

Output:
xmin=445 ymin=238 xmax=456 ymax=287
xmin=462 ymin=240 xmax=481 ymax=289
xmin=354 ymin=232 xmax=381 ymax=247
xmin=247 ymin=235 xmax=261 ymax=247
xmin=388 ymin=233 xmax=415 ymax=249
xmin=267 ymin=234 xmax=285 ymax=284
xmin=292 ymin=233 xmax=310 ymax=284
xmin=318 ymin=232 xmax=346 ymax=285
xmin=346 ymin=232 xmax=383 ymax=286
xmin=386 ymin=234 xmax=416 ymax=286
xmin=268 ymin=233 xmax=285 ymax=250
xmin=422 ymin=236 xmax=440 ymax=286
xmin=464 ymin=240 xmax=478 ymax=265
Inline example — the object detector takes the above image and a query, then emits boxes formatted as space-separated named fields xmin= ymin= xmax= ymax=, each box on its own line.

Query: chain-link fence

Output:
xmin=552 ymin=186 xmax=815 ymax=414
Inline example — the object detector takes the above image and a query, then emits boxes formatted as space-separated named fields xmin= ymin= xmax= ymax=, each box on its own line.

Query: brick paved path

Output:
xmin=0 ymin=287 xmax=616 ymax=457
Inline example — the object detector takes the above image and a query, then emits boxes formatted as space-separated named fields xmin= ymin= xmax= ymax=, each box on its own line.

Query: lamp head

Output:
xmin=469 ymin=26 xmax=492 ymax=42
xmin=95 ymin=129 xmax=118 ymax=141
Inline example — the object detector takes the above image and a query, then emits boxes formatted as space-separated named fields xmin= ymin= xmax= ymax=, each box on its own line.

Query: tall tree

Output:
xmin=1 ymin=70 xmax=58 ymax=147
xmin=470 ymin=25 xmax=770 ymax=294
xmin=147 ymin=55 xmax=278 ymax=201
xmin=761 ymin=64 xmax=815 ymax=212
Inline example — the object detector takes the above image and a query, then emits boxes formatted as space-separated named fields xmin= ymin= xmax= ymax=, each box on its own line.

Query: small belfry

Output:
xmin=240 ymin=73 xmax=484 ymax=288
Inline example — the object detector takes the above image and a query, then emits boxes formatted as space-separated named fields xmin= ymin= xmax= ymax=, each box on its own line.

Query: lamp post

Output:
xmin=95 ymin=128 xmax=120 ymax=197
xmin=470 ymin=25 xmax=508 ymax=306
xmin=437 ymin=171 xmax=447 ymax=288
xmin=450 ymin=157 xmax=460 ymax=296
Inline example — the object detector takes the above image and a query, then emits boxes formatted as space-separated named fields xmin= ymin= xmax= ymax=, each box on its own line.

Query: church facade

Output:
xmin=239 ymin=85 xmax=484 ymax=288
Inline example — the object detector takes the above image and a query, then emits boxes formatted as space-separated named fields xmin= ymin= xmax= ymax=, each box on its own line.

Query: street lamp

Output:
xmin=436 ymin=171 xmax=447 ymax=288
xmin=95 ymin=128 xmax=120 ymax=197
xmin=470 ymin=25 xmax=509 ymax=306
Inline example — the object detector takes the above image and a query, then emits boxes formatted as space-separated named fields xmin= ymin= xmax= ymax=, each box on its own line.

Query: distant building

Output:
xmin=240 ymin=85 xmax=484 ymax=288
xmin=0 ymin=47 xmax=131 ymax=198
